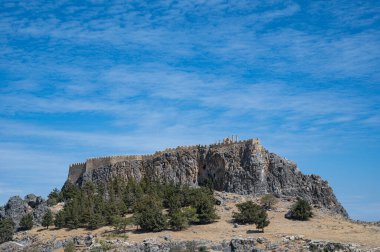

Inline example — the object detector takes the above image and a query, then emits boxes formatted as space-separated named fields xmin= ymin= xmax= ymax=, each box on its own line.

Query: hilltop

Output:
xmin=66 ymin=137 xmax=347 ymax=217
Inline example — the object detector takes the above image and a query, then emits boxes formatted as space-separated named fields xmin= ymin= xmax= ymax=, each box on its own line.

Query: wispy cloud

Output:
xmin=0 ymin=0 xmax=379 ymax=220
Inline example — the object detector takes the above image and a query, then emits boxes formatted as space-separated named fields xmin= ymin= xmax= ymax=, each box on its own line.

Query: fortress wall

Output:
xmin=68 ymin=138 xmax=261 ymax=182
xmin=85 ymin=155 xmax=144 ymax=171
xmin=68 ymin=163 xmax=86 ymax=184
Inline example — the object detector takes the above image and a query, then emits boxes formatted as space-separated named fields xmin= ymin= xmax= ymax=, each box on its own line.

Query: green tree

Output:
xmin=288 ymin=198 xmax=313 ymax=221
xmin=47 ymin=188 xmax=61 ymax=206
xmin=42 ymin=210 xmax=54 ymax=229
xmin=111 ymin=216 xmax=130 ymax=233
xmin=0 ymin=218 xmax=15 ymax=244
xmin=191 ymin=189 xmax=218 ymax=224
xmin=88 ymin=213 xmax=105 ymax=230
xmin=169 ymin=209 xmax=188 ymax=231
xmin=233 ymin=201 xmax=270 ymax=232
xmin=19 ymin=213 xmax=34 ymax=230
xmin=255 ymin=208 xmax=270 ymax=232
xmin=169 ymin=207 xmax=198 ymax=231
xmin=134 ymin=195 xmax=167 ymax=232
xmin=260 ymin=194 xmax=278 ymax=210
xmin=54 ymin=210 xmax=65 ymax=229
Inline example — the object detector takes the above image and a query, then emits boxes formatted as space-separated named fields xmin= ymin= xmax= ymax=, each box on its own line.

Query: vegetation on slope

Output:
xmin=51 ymin=178 xmax=219 ymax=232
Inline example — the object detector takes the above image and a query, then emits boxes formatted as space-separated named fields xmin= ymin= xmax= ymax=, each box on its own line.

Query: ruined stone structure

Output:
xmin=66 ymin=137 xmax=348 ymax=217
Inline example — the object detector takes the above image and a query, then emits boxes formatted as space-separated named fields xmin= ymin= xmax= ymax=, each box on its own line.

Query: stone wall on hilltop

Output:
xmin=66 ymin=138 xmax=348 ymax=217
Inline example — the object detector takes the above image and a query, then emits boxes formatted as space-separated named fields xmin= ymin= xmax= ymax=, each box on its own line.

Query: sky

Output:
xmin=0 ymin=0 xmax=379 ymax=221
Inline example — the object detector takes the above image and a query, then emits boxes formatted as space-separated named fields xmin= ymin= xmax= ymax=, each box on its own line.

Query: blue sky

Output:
xmin=0 ymin=0 xmax=379 ymax=221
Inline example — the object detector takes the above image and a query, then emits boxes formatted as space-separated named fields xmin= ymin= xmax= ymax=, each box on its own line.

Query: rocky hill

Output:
xmin=66 ymin=137 xmax=347 ymax=217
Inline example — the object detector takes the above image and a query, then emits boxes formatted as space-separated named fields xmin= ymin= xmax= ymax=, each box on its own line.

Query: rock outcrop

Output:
xmin=66 ymin=138 xmax=348 ymax=217
xmin=0 ymin=194 xmax=48 ymax=229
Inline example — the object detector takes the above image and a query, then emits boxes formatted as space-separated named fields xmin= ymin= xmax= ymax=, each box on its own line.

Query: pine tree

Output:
xmin=42 ymin=210 xmax=53 ymax=229
xmin=191 ymin=189 xmax=218 ymax=224
xmin=19 ymin=213 xmax=33 ymax=230
xmin=47 ymin=188 xmax=61 ymax=206
xmin=134 ymin=195 xmax=167 ymax=232
xmin=54 ymin=211 xmax=65 ymax=229
xmin=0 ymin=219 xmax=15 ymax=244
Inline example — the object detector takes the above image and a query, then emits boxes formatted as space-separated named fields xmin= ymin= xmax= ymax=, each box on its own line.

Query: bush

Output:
xmin=260 ymin=194 xmax=278 ymax=210
xmin=19 ymin=213 xmax=34 ymax=230
xmin=64 ymin=241 xmax=75 ymax=252
xmin=287 ymin=198 xmax=313 ymax=221
xmin=42 ymin=210 xmax=54 ymax=229
xmin=0 ymin=218 xmax=15 ymax=244
xmin=134 ymin=196 xmax=167 ymax=232
xmin=233 ymin=201 xmax=270 ymax=232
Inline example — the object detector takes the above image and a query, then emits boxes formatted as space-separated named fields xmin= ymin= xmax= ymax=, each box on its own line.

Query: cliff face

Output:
xmin=66 ymin=139 xmax=348 ymax=217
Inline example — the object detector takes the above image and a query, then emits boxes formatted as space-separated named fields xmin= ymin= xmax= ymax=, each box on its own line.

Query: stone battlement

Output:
xmin=70 ymin=137 xmax=260 ymax=167
xmin=67 ymin=137 xmax=260 ymax=183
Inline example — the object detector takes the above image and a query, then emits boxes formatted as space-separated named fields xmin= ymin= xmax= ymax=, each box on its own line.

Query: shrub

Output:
xmin=42 ymin=210 xmax=54 ymax=229
xmin=64 ymin=241 xmax=75 ymax=252
xmin=19 ymin=213 xmax=34 ymax=231
xmin=0 ymin=218 xmax=15 ymax=244
xmin=287 ymin=198 xmax=313 ymax=221
xmin=260 ymin=194 xmax=278 ymax=210
xmin=233 ymin=201 xmax=270 ymax=232
xmin=134 ymin=195 xmax=167 ymax=232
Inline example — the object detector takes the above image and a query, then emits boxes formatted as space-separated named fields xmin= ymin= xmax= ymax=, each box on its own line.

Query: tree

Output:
xmin=19 ymin=213 xmax=34 ymax=230
xmin=54 ymin=210 xmax=65 ymax=229
xmin=47 ymin=188 xmax=61 ymax=206
xmin=134 ymin=195 xmax=167 ymax=232
xmin=255 ymin=208 xmax=270 ymax=232
xmin=42 ymin=210 xmax=53 ymax=229
xmin=111 ymin=215 xmax=130 ymax=233
xmin=260 ymin=194 xmax=278 ymax=210
xmin=190 ymin=188 xmax=218 ymax=224
xmin=88 ymin=213 xmax=105 ymax=230
xmin=287 ymin=198 xmax=313 ymax=221
xmin=0 ymin=218 xmax=15 ymax=244
xmin=169 ymin=207 xmax=198 ymax=231
xmin=233 ymin=201 xmax=270 ymax=232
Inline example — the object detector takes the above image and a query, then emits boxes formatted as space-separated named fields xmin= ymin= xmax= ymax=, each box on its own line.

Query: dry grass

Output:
xmin=20 ymin=192 xmax=380 ymax=251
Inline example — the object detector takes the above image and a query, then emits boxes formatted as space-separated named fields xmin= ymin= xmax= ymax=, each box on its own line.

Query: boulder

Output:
xmin=230 ymin=238 xmax=255 ymax=252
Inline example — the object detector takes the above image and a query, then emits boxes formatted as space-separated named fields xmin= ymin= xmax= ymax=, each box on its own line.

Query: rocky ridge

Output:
xmin=0 ymin=194 xmax=48 ymax=228
xmin=67 ymin=138 xmax=347 ymax=217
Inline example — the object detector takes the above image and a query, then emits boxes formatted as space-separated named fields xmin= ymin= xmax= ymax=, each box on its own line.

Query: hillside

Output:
xmin=3 ymin=192 xmax=380 ymax=251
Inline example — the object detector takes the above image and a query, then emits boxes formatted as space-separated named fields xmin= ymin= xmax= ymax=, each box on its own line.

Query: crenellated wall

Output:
xmin=66 ymin=138 xmax=259 ymax=184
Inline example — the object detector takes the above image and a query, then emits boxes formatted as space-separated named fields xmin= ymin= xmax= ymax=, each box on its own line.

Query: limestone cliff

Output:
xmin=66 ymin=138 xmax=348 ymax=217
